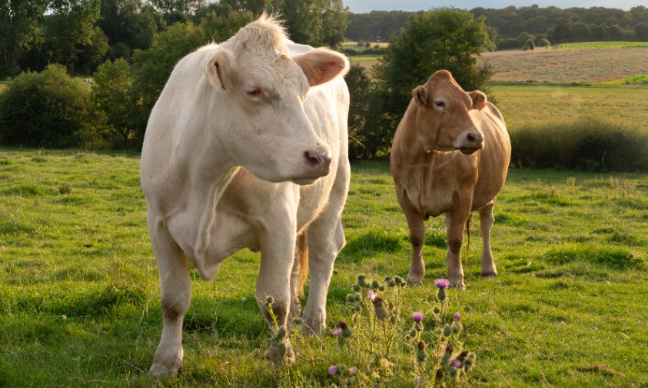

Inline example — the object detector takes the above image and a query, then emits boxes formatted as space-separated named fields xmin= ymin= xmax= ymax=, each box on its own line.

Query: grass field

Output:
xmin=1 ymin=151 xmax=647 ymax=386
xmin=559 ymin=42 xmax=648 ymax=50
xmin=490 ymin=84 xmax=648 ymax=131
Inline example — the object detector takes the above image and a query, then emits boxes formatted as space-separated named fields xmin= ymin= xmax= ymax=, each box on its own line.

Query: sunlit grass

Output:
xmin=560 ymin=41 xmax=648 ymax=50
xmin=1 ymin=151 xmax=647 ymax=386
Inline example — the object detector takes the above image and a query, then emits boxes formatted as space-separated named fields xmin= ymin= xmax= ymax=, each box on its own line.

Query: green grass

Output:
xmin=597 ymin=74 xmax=648 ymax=86
xmin=1 ymin=151 xmax=648 ymax=386
xmin=490 ymin=84 xmax=648 ymax=132
xmin=349 ymin=55 xmax=382 ymax=63
xmin=559 ymin=41 xmax=648 ymax=50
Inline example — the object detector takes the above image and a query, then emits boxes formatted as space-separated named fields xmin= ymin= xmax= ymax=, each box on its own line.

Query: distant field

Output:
xmin=481 ymin=46 xmax=648 ymax=83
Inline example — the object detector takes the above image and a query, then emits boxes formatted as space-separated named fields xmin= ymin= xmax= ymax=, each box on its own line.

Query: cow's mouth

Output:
xmin=459 ymin=147 xmax=481 ymax=155
xmin=292 ymin=176 xmax=319 ymax=185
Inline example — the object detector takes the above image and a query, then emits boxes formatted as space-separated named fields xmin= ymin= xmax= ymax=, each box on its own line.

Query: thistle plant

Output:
xmin=326 ymin=275 xmax=477 ymax=387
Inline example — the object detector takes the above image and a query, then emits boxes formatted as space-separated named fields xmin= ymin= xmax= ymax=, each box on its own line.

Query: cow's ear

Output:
xmin=413 ymin=85 xmax=428 ymax=107
xmin=294 ymin=48 xmax=349 ymax=87
xmin=468 ymin=90 xmax=487 ymax=111
xmin=205 ymin=49 xmax=236 ymax=90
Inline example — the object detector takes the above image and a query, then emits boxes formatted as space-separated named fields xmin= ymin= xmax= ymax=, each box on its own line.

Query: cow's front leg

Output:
xmin=257 ymin=222 xmax=297 ymax=365
xmin=302 ymin=218 xmax=345 ymax=335
xmin=396 ymin=187 xmax=426 ymax=285
xmin=149 ymin=218 xmax=192 ymax=378
xmin=445 ymin=206 xmax=471 ymax=290
xmin=479 ymin=201 xmax=497 ymax=277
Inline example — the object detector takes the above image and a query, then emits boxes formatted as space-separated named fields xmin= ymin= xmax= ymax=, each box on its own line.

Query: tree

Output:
xmin=92 ymin=58 xmax=137 ymax=147
xmin=0 ymin=64 xmax=105 ymax=148
xmin=130 ymin=22 xmax=205 ymax=144
xmin=636 ymin=22 xmax=648 ymax=41
xmin=99 ymin=0 xmax=159 ymax=59
xmin=148 ymin=0 xmax=206 ymax=26
xmin=344 ymin=64 xmax=371 ymax=158
xmin=0 ymin=0 xmax=49 ymax=79
xmin=200 ymin=10 xmax=255 ymax=43
xmin=23 ymin=0 xmax=109 ymax=75
xmin=319 ymin=0 xmax=349 ymax=48
xmin=370 ymin=9 xmax=493 ymax=157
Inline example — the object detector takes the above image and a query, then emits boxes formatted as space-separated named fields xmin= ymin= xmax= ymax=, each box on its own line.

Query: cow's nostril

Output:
xmin=304 ymin=151 xmax=321 ymax=167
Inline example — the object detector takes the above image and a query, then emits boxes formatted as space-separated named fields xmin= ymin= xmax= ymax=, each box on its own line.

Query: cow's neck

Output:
xmin=399 ymin=105 xmax=441 ymax=164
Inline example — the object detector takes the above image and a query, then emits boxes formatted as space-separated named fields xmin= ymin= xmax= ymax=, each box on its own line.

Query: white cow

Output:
xmin=140 ymin=15 xmax=350 ymax=377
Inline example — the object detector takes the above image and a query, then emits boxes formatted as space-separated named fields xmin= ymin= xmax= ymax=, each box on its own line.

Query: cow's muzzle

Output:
xmin=304 ymin=148 xmax=332 ymax=176
xmin=457 ymin=130 xmax=484 ymax=154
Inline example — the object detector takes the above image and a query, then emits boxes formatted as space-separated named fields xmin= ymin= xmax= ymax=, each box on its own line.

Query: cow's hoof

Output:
xmin=149 ymin=359 xmax=182 ymax=379
xmin=302 ymin=311 xmax=325 ymax=336
xmin=406 ymin=275 xmax=424 ymax=286
xmin=449 ymin=279 xmax=466 ymax=290
xmin=481 ymin=271 xmax=497 ymax=278
xmin=266 ymin=338 xmax=295 ymax=366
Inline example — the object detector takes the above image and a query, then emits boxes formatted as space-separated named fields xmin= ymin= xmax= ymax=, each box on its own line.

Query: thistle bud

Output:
xmin=275 ymin=326 xmax=287 ymax=341
xmin=457 ymin=350 xmax=469 ymax=362
xmin=445 ymin=343 xmax=454 ymax=353
xmin=443 ymin=324 xmax=452 ymax=337
xmin=417 ymin=341 xmax=426 ymax=350
xmin=352 ymin=284 xmax=360 ymax=292
xmin=372 ymin=296 xmax=390 ymax=320
xmin=371 ymin=280 xmax=380 ymax=289
xmin=452 ymin=321 xmax=461 ymax=334
xmin=435 ymin=368 xmax=444 ymax=381
xmin=437 ymin=287 xmax=447 ymax=302
xmin=416 ymin=349 xmax=427 ymax=363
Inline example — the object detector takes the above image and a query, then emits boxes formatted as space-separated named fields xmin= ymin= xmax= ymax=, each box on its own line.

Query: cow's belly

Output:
xmin=414 ymin=187 xmax=454 ymax=218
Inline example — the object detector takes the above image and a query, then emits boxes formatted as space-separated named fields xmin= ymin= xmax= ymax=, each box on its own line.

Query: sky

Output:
xmin=342 ymin=0 xmax=644 ymax=13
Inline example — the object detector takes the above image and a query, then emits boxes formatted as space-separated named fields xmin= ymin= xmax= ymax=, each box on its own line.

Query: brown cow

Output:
xmin=390 ymin=70 xmax=511 ymax=289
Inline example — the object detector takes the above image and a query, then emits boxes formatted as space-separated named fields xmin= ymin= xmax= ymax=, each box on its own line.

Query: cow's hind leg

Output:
xmin=149 ymin=218 xmax=192 ymax=378
xmin=479 ymin=202 xmax=497 ymax=277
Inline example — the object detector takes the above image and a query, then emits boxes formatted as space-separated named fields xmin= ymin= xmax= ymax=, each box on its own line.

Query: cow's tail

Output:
xmin=297 ymin=231 xmax=309 ymax=299
xmin=464 ymin=214 xmax=472 ymax=262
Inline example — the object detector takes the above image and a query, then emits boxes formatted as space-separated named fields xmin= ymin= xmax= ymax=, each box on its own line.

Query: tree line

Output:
xmin=0 ymin=0 xmax=348 ymax=80
xmin=2 ymin=3 xmax=647 ymax=168
xmin=346 ymin=6 xmax=648 ymax=48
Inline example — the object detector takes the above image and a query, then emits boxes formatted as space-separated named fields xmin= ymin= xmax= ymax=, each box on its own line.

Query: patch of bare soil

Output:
xmin=480 ymin=46 xmax=648 ymax=83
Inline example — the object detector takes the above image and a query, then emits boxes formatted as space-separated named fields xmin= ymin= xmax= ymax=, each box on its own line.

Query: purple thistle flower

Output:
xmin=454 ymin=312 xmax=461 ymax=321
xmin=435 ymin=279 xmax=450 ymax=289
xmin=367 ymin=289 xmax=375 ymax=300
xmin=414 ymin=376 xmax=421 ymax=386
xmin=331 ymin=328 xmax=342 ymax=336
xmin=328 ymin=365 xmax=338 ymax=375
xmin=412 ymin=312 xmax=423 ymax=322
xmin=451 ymin=359 xmax=461 ymax=368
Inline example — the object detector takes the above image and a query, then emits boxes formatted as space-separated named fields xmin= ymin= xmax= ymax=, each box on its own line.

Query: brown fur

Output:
xmin=390 ymin=70 xmax=511 ymax=289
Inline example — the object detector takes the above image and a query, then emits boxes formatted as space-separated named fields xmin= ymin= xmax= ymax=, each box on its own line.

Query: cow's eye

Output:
xmin=435 ymin=100 xmax=445 ymax=108
xmin=246 ymin=88 xmax=263 ymax=97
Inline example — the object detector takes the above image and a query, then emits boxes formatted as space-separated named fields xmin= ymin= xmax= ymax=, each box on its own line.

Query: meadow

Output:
xmin=1 ymin=150 xmax=647 ymax=387
xmin=2 ymin=42 xmax=648 ymax=387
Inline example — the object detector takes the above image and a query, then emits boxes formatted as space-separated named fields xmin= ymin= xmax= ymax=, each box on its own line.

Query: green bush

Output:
xmin=510 ymin=117 xmax=648 ymax=171
xmin=0 ymin=65 xmax=106 ymax=148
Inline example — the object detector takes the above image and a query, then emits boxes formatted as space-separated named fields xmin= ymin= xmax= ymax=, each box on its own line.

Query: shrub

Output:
xmin=523 ymin=38 xmax=536 ymax=50
xmin=92 ymin=58 xmax=138 ymax=148
xmin=0 ymin=64 xmax=106 ymax=148
xmin=510 ymin=117 xmax=648 ymax=171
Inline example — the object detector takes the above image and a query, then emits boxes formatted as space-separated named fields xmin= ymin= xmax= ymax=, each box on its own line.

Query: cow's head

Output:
xmin=412 ymin=70 xmax=484 ymax=155
xmin=203 ymin=15 xmax=348 ymax=185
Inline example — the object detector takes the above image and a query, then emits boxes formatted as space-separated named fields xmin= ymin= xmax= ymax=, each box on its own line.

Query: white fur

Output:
xmin=141 ymin=15 xmax=350 ymax=377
